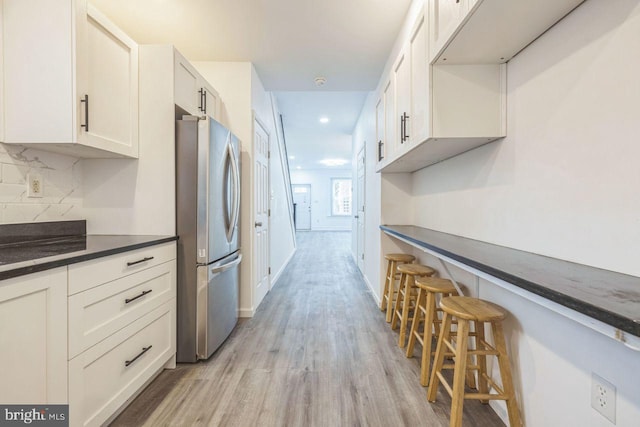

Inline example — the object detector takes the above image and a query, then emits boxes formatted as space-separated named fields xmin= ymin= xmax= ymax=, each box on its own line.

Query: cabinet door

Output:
xmin=2 ymin=0 xmax=75 ymax=143
xmin=0 ymin=268 xmax=67 ymax=404
xmin=383 ymin=79 xmax=395 ymax=160
xmin=429 ymin=0 xmax=468 ymax=61
xmin=375 ymin=96 xmax=385 ymax=162
xmin=394 ymin=49 xmax=411 ymax=153
xmin=410 ymin=12 xmax=430 ymax=144
xmin=76 ymin=3 xmax=139 ymax=158
xmin=174 ymin=51 xmax=200 ymax=115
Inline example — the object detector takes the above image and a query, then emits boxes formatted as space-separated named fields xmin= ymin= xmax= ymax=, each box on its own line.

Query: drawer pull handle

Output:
xmin=125 ymin=345 xmax=152 ymax=367
xmin=125 ymin=289 xmax=153 ymax=304
xmin=127 ymin=256 xmax=154 ymax=267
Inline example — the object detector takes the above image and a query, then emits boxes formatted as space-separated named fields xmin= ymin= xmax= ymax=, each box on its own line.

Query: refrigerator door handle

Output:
xmin=223 ymin=140 xmax=233 ymax=241
xmin=227 ymin=141 xmax=240 ymax=241
xmin=210 ymin=254 xmax=243 ymax=276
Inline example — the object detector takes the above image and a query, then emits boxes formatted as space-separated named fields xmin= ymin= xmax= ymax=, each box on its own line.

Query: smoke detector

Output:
xmin=314 ymin=76 xmax=327 ymax=87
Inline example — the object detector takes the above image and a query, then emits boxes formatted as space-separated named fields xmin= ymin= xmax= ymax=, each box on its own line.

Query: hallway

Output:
xmin=113 ymin=232 xmax=504 ymax=426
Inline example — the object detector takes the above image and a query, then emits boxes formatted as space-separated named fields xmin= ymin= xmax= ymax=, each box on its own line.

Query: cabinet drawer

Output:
xmin=69 ymin=301 xmax=176 ymax=427
xmin=68 ymin=261 xmax=176 ymax=359
xmin=68 ymin=242 xmax=176 ymax=295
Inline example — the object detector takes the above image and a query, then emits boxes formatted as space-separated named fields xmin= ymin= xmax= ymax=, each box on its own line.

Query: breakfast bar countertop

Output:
xmin=0 ymin=221 xmax=177 ymax=281
xmin=381 ymin=225 xmax=640 ymax=338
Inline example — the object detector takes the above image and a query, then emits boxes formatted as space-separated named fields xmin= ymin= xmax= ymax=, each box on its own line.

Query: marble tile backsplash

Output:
xmin=0 ymin=143 xmax=83 ymax=224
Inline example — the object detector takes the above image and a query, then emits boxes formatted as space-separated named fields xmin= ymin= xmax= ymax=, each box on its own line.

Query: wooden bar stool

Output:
xmin=380 ymin=253 xmax=415 ymax=323
xmin=405 ymin=277 xmax=457 ymax=386
xmin=391 ymin=263 xmax=435 ymax=348
xmin=427 ymin=296 xmax=521 ymax=427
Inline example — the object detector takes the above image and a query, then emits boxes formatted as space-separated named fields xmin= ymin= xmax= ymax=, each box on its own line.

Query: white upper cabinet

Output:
xmin=383 ymin=79 xmax=396 ymax=161
xmin=174 ymin=50 xmax=220 ymax=119
xmin=1 ymin=0 xmax=139 ymax=158
xmin=409 ymin=13 xmax=430 ymax=146
xmin=429 ymin=0 xmax=468 ymax=62
xmin=377 ymin=5 xmax=506 ymax=173
xmin=393 ymin=49 xmax=411 ymax=154
xmin=429 ymin=0 xmax=585 ymax=64
xmin=375 ymin=97 xmax=385 ymax=162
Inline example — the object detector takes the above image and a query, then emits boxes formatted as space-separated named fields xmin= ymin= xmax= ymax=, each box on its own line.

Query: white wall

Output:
xmin=194 ymin=61 xmax=296 ymax=317
xmin=351 ymin=92 xmax=382 ymax=297
xmin=0 ymin=144 xmax=83 ymax=223
xmin=356 ymin=0 xmax=640 ymax=425
xmin=290 ymin=168 xmax=352 ymax=231
xmin=250 ymin=67 xmax=297 ymax=289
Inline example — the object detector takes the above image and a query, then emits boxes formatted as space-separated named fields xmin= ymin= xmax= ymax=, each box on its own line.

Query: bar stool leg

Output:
xmin=427 ymin=312 xmax=452 ymax=402
xmin=385 ymin=262 xmax=399 ymax=323
xmin=391 ymin=273 xmax=406 ymax=330
xmin=419 ymin=290 xmax=437 ymax=386
xmin=405 ymin=287 xmax=425 ymax=359
xmin=398 ymin=275 xmax=415 ymax=348
xmin=380 ymin=260 xmax=393 ymax=311
xmin=475 ymin=320 xmax=489 ymax=403
xmin=492 ymin=322 xmax=522 ymax=427
xmin=450 ymin=318 xmax=470 ymax=427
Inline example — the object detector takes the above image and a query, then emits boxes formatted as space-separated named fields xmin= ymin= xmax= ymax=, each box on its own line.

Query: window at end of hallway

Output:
xmin=331 ymin=178 xmax=352 ymax=216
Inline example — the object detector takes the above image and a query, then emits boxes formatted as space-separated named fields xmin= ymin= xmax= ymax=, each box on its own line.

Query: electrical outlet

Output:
xmin=591 ymin=373 xmax=616 ymax=424
xmin=27 ymin=172 xmax=43 ymax=198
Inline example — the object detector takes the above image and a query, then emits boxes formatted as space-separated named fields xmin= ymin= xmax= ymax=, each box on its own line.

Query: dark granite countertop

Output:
xmin=381 ymin=225 xmax=640 ymax=337
xmin=0 ymin=221 xmax=177 ymax=281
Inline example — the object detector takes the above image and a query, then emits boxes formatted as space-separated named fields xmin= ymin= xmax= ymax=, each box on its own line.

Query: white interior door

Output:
xmin=356 ymin=148 xmax=366 ymax=272
xmin=292 ymin=185 xmax=311 ymax=230
xmin=253 ymin=119 xmax=270 ymax=307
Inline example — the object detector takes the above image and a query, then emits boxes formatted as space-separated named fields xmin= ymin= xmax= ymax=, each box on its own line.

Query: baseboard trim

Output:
xmin=238 ymin=308 xmax=254 ymax=318
xmin=363 ymin=273 xmax=381 ymax=306
xmin=271 ymin=247 xmax=296 ymax=288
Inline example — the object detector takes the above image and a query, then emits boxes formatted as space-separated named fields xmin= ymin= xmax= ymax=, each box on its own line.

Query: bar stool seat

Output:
xmin=380 ymin=253 xmax=415 ymax=322
xmin=405 ymin=277 xmax=458 ymax=386
xmin=391 ymin=263 xmax=436 ymax=348
xmin=427 ymin=296 xmax=521 ymax=427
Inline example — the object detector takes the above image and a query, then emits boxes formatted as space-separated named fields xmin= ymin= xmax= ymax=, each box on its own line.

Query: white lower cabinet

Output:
xmin=0 ymin=268 xmax=68 ymax=404
xmin=67 ymin=242 xmax=177 ymax=427
xmin=69 ymin=301 xmax=175 ymax=427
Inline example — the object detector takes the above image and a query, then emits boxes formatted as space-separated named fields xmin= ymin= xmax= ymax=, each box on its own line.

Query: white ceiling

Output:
xmin=276 ymin=91 xmax=369 ymax=170
xmin=91 ymin=0 xmax=412 ymax=168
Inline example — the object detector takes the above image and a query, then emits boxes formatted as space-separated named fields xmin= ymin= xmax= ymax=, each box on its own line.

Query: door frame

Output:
xmin=292 ymin=184 xmax=312 ymax=231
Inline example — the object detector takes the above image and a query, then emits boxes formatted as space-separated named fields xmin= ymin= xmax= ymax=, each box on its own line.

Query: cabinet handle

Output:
xmin=198 ymin=88 xmax=204 ymax=112
xmin=378 ymin=140 xmax=384 ymax=161
xmin=402 ymin=112 xmax=410 ymax=142
xmin=400 ymin=114 xmax=404 ymax=143
xmin=203 ymin=89 xmax=207 ymax=114
xmin=124 ymin=346 xmax=152 ymax=367
xmin=126 ymin=256 xmax=154 ymax=267
xmin=80 ymin=95 xmax=89 ymax=132
xmin=125 ymin=289 xmax=153 ymax=304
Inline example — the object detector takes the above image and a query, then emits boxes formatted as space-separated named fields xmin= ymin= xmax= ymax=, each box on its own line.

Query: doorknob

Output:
xmin=255 ymin=221 xmax=262 ymax=227
xmin=354 ymin=215 xmax=359 ymax=219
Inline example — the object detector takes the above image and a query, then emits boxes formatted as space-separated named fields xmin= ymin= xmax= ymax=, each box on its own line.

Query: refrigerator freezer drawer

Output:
xmin=196 ymin=252 xmax=241 ymax=360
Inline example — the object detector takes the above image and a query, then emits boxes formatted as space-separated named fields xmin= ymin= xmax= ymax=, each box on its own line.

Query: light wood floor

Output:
xmin=112 ymin=231 xmax=505 ymax=427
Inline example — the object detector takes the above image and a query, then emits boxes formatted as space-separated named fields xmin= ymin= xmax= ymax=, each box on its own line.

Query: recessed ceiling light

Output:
xmin=318 ymin=158 xmax=348 ymax=167
xmin=296 ymin=166 xmax=302 ymax=170
xmin=314 ymin=76 xmax=327 ymax=87
xmin=289 ymin=155 xmax=295 ymax=160
xmin=319 ymin=117 xmax=330 ymax=124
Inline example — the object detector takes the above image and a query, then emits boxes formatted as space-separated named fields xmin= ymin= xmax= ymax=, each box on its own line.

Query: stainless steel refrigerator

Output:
xmin=176 ymin=115 xmax=241 ymax=362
